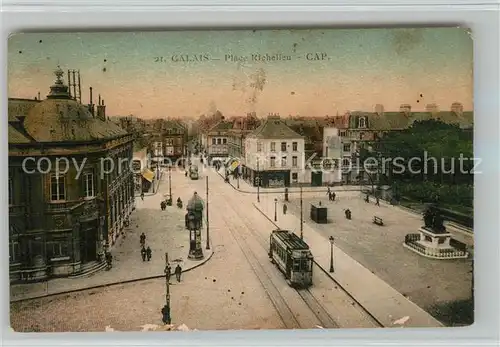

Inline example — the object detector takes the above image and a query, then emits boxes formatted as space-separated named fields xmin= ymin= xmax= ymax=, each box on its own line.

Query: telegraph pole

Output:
xmin=300 ymin=186 xmax=303 ymax=239
xmin=206 ymin=176 xmax=210 ymax=250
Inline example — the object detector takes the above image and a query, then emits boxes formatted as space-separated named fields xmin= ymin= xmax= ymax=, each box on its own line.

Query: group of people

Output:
xmin=139 ymin=232 xmax=152 ymax=262
xmin=138 ymin=232 xmax=184 ymax=282
xmin=327 ymin=187 xmax=336 ymax=201
xmin=365 ymin=194 xmax=380 ymax=206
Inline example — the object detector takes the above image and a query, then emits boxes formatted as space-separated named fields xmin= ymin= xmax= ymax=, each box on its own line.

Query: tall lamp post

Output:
xmin=256 ymin=160 xmax=260 ymax=203
xmin=329 ymin=236 xmax=335 ymax=273
xmin=162 ymin=252 xmax=171 ymax=325
xmin=206 ymin=176 xmax=210 ymax=250
xmin=300 ymin=186 xmax=304 ymax=239
xmin=274 ymin=198 xmax=278 ymax=222
xmin=168 ymin=165 xmax=172 ymax=199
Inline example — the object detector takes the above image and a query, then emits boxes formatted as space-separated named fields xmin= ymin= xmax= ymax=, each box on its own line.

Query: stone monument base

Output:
xmin=403 ymin=227 xmax=468 ymax=259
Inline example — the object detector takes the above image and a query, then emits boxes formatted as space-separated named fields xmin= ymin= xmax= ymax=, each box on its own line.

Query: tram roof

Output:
xmin=272 ymin=229 xmax=310 ymax=250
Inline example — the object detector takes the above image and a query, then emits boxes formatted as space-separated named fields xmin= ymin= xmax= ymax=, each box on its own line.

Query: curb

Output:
xmin=251 ymin=203 xmax=444 ymax=328
xmin=10 ymin=249 xmax=215 ymax=303
xmin=216 ymin=171 xmax=363 ymax=195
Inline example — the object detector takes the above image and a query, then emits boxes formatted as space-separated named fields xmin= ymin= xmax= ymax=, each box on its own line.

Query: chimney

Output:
xmin=88 ymin=87 xmax=95 ymax=116
xmin=37 ymin=92 xmax=41 ymax=100
xmin=451 ymin=102 xmax=463 ymax=116
xmin=399 ymin=104 xmax=411 ymax=116
xmin=97 ymin=99 xmax=106 ymax=121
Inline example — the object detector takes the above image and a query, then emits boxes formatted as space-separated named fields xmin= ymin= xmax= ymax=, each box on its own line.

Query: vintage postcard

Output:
xmin=7 ymin=28 xmax=473 ymax=332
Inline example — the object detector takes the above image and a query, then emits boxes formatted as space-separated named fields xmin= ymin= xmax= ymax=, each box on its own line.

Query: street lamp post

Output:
xmin=300 ymin=186 xmax=304 ymax=239
xmin=329 ymin=236 xmax=335 ymax=273
xmin=206 ymin=176 xmax=210 ymax=250
xmin=274 ymin=198 xmax=278 ymax=222
xmin=168 ymin=165 xmax=172 ymax=199
xmin=162 ymin=252 xmax=171 ymax=325
xmin=257 ymin=160 xmax=260 ymax=203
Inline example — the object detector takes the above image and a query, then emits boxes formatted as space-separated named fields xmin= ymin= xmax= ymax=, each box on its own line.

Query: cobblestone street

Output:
xmin=10 ymin=165 xmax=285 ymax=331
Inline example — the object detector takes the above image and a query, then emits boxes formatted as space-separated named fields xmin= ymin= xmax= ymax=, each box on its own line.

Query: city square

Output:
xmin=8 ymin=29 xmax=474 ymax=331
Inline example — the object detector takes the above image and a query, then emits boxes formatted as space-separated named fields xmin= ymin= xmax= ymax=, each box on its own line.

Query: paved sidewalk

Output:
xmin=10 ymin=168 xmax=214 ymax=302
xmin=254 ymin=193 xmax=443 ymax=328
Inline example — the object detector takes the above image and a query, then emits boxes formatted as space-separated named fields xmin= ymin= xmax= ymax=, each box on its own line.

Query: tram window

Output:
xmin=293 ymin=260 xmax=300 ymax=271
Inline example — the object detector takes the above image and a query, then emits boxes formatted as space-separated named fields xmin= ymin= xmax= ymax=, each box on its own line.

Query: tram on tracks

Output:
xmin=269 ymin=229 xmax=313 ymax=288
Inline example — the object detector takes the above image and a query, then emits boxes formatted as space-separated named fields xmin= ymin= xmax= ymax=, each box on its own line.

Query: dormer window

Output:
xmin=358 ymin=117 xmax=367 ymax=128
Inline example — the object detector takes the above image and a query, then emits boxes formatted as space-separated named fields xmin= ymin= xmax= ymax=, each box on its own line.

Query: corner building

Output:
xmin=8 ymin=67 xmax=135 ymax=282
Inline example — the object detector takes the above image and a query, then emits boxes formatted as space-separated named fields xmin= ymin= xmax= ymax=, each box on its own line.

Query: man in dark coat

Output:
xmin=283 ymin=204 xmax=287 ymax=215
xmin=175 ymin=264 xmax=182 ymax=282
xmin=146 ymin=246 xmax=152 ymax=261
xmin=141 ymin=246 xmax=147 ymax=261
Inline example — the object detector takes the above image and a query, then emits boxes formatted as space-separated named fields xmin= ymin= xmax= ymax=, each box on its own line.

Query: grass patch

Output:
xmin=428 ymin=297 xmax=474 ymax=327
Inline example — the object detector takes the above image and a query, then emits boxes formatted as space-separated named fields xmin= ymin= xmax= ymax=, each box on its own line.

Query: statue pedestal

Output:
xmin=403 ymin=227 xmax=469 ymax=259
xmin=417 ymin=227 xmax=452 ymax=251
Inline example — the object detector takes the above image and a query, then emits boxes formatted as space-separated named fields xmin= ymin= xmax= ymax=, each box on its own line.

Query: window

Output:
xmin=360 ymin=132 xmax=365 ymax=140
xmin=292 ymin=142 xmax=298 ymax=151
xmin=343 ymin=144 xmax=351 ymax=152
xmin=293 ymin=260 xmax=300 ymax=271
xmin=222 ymin=138 xmax=227 ymax=144
xmin=340 ymin=131 xmax=347 ymax=137
xmin=292 ymin=172 xmax=298 ymax=180
xmin=212 ymin=138 xmax=216 ymax=145
xmin=8 ymin=178 xmax=13 ymax=205
xmin=257 ymin=142 xmax=262 ymax=152
xmin=342 ymin=158 xmax=350 ymax=167
xmin=217 ymin=138 xmax=222 ymax=145
xmin=50 ymin=174 xmax=66 ymax=201
xmin=270 ymin=142 xmax=276 ymax=152
xmin=84 ymin=172 xmax=95 ymax=198
xmin=281 ymin=156 xmax=287 ymax=167
xmin=9 ymin=240 xmax=20 ymax=263
xmin=292 ymin=156 xmax=298 ymax=167
xmin=47 ymin=241 xmax=68 ymax=259
xmin=270 ymin=157 xmax=276 ymax=168
xmin=281 ymin=142 xmax=287 ymax=151
xmin=359 ymin=117 xmax=366 ymax=128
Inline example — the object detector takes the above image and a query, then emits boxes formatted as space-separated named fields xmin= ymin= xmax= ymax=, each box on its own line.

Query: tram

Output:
xmin=269 ymin=229 xmax=313 ymax=288
xmin=189 ymin=165 xmax=199 ymax=180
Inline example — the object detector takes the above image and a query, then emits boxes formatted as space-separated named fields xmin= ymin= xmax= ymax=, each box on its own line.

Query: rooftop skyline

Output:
xmin=8 ymin=28 xmax=473 ymax=119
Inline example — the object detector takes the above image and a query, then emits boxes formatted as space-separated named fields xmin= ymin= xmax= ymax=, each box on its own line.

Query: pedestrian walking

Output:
xmin=140 ymin=192 xmax=144 ymax=201
xmin=140 ymin=232 xmax=146 ymax=247
xmin=331 ymin=192 xmax=336 ymax=201
xmin=283 ymin=203 xmax=287 ymax=215
xmin=375 ymin=197 xmax=380 ymax=206
xmin=146 ymin=246 xmax=152 ymax=261
xmin=141 ymin=246 xmax=147 ymax=261
xmin=365 ymin=194 xmax=370 ymax=203
xmin=175 ymin=264 xmax=182 ymax=282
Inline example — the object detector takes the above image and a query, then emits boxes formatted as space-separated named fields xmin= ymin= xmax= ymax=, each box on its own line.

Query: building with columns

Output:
xmin=8 ymin=66 xmax=135 ymax=282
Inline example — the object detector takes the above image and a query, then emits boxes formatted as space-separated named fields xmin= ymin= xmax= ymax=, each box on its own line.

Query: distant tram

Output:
xmin=269 ymin=229 xmax=313 ymax=288
xmin=189 ymin=165 xmax=199 ymax=180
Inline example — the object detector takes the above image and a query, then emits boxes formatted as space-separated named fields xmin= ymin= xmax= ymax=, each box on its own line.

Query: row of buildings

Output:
xmin=8 ymin=67 xmax=135 ymax=282
xmin=197 ymin=105 xmax=473 ymax=188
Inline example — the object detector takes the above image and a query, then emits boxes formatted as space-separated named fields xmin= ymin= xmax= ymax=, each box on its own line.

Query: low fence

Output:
xmin=404 ymin=233 xmax=468 ymax=259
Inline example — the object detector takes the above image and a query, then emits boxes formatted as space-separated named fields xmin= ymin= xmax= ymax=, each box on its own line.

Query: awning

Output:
xmin=228 ymin=159 xmax=240 ymax=172
xmin=142 ymin=168 xmax=155 ymax=182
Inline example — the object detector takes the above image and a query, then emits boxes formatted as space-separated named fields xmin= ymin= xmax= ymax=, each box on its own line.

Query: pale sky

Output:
xmin=8 ymin=28 xmax=473 ymax=119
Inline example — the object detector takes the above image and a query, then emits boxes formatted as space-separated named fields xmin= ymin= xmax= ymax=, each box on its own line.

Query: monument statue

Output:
xmin=423 ymin=206 xmax=446 ymax=233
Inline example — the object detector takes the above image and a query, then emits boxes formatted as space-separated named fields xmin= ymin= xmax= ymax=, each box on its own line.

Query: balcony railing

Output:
xmin=45 ymin=200 xmax=86 ymax=213
xmin=9 ymin=205 xmax=26 ymax=216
